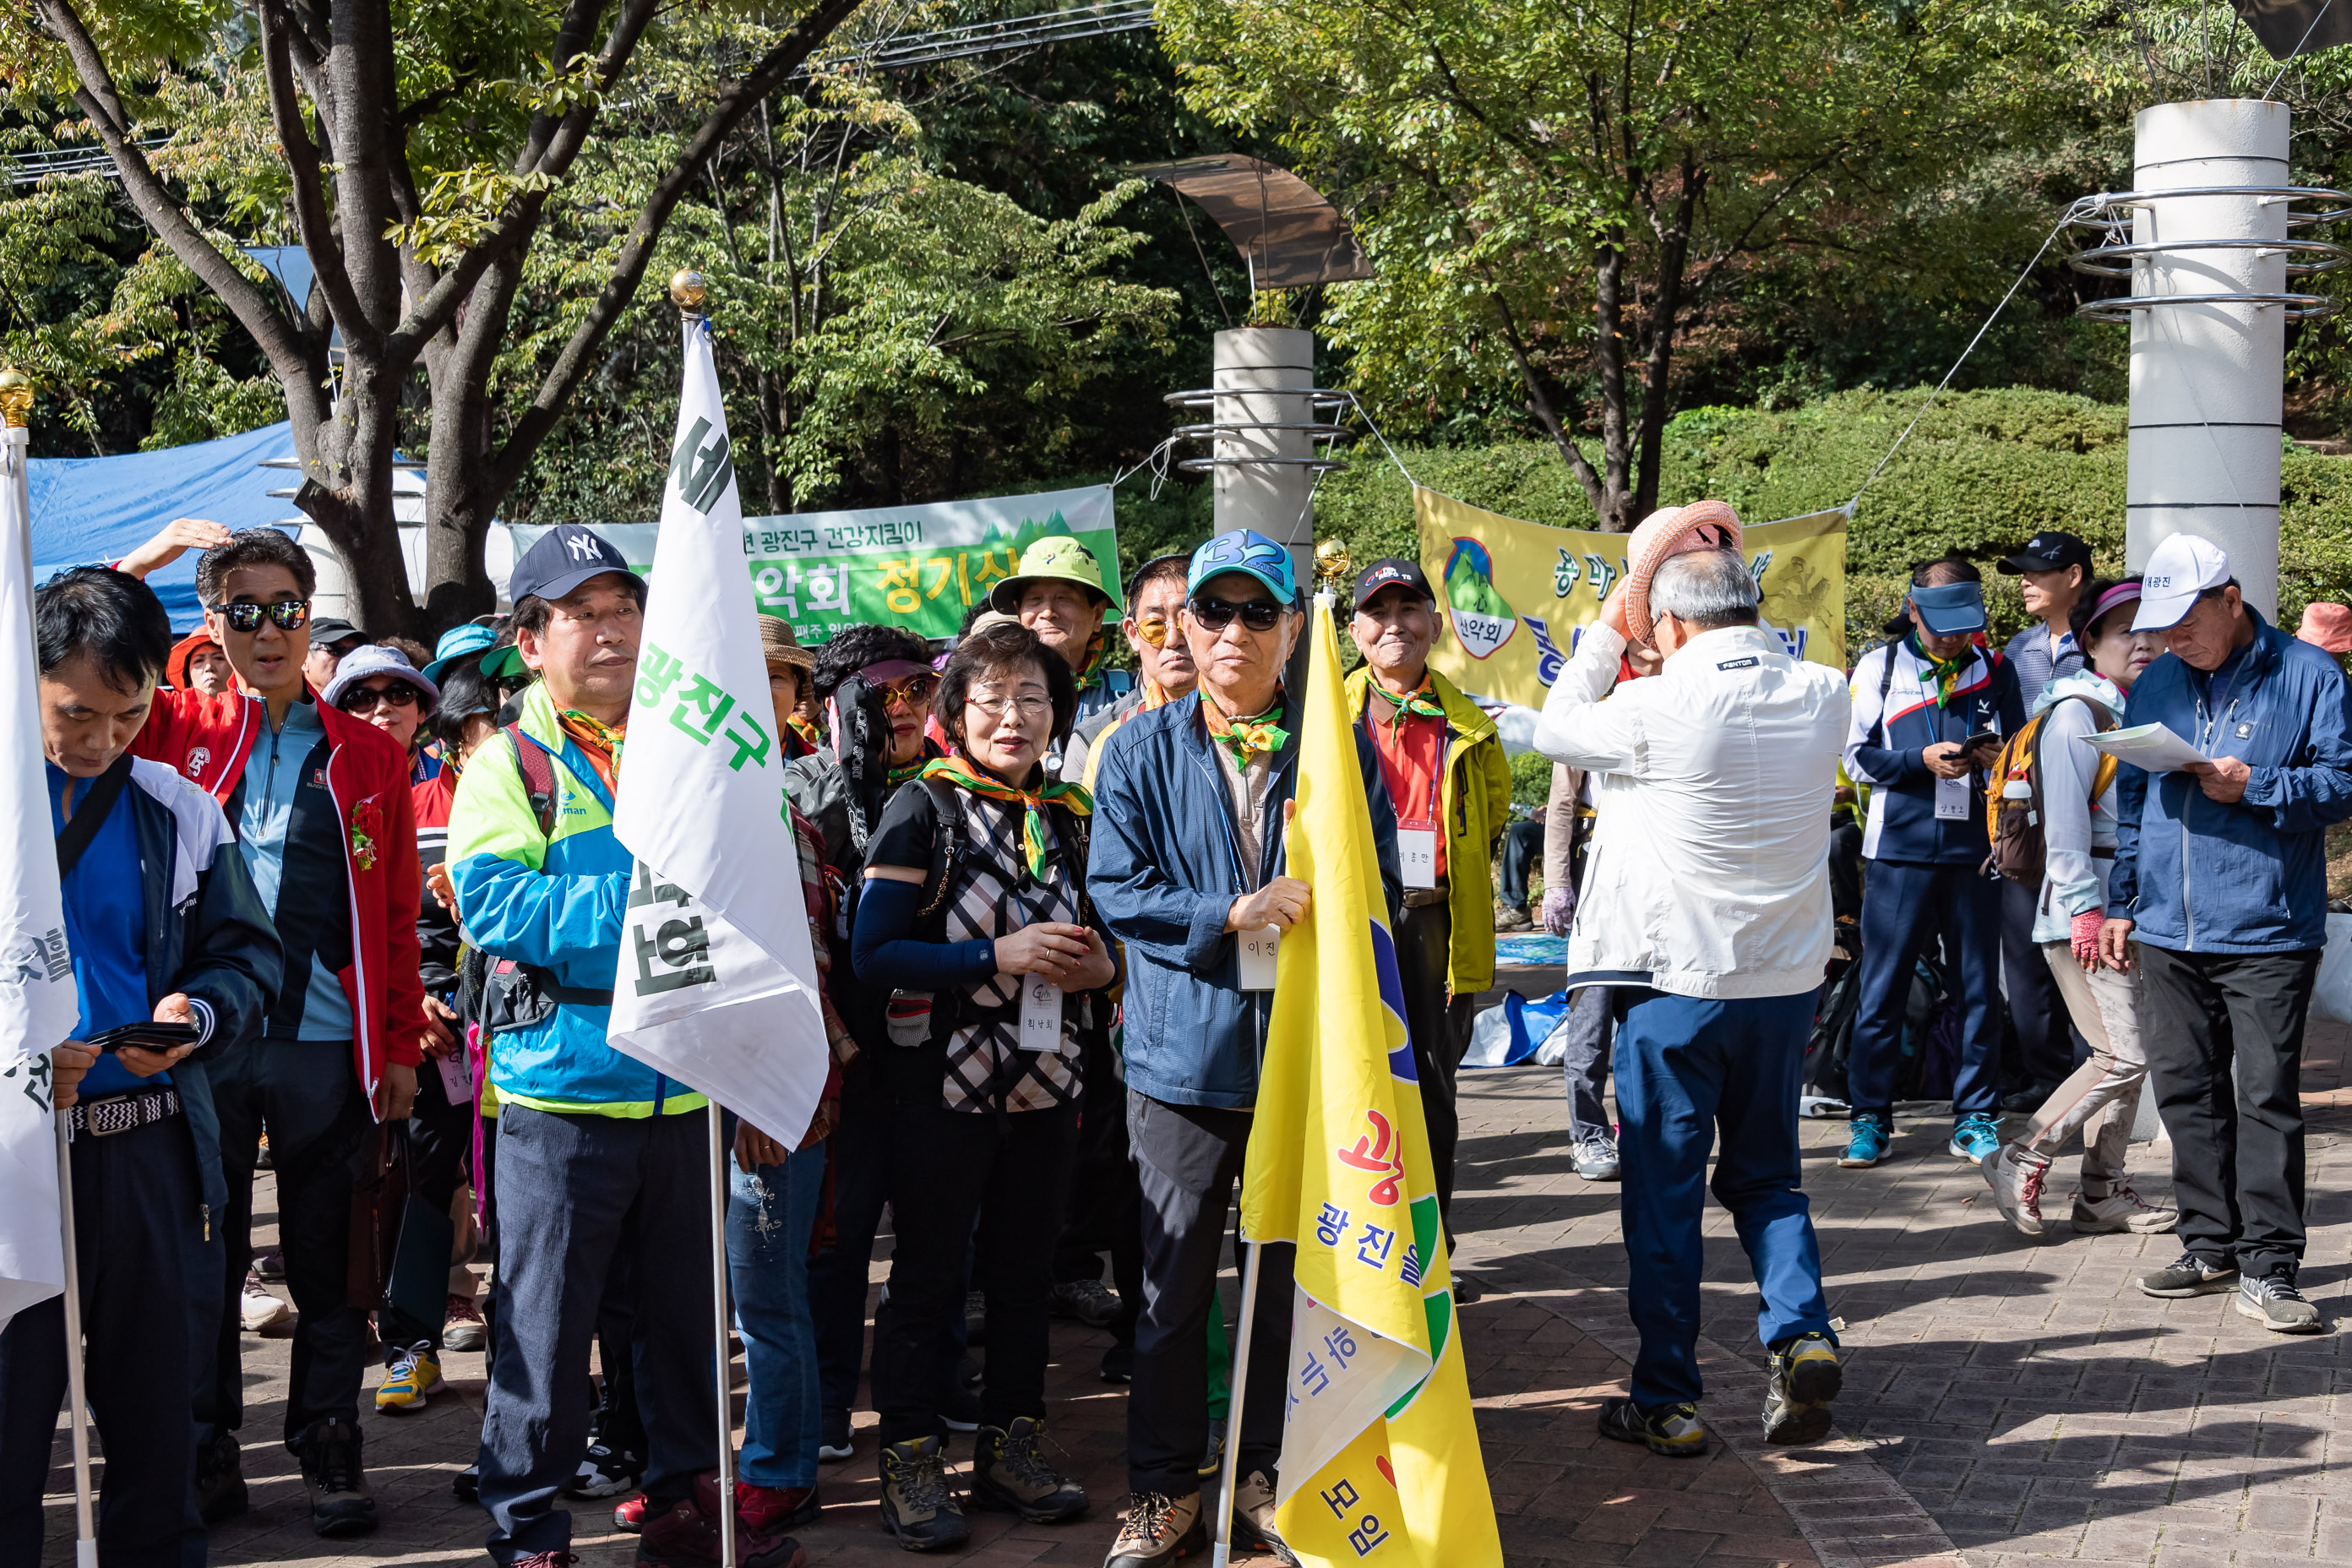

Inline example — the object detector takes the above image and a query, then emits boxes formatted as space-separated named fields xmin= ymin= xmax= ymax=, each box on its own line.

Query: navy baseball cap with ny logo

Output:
xmin=509 ymin=524 xmax=643 ymax=607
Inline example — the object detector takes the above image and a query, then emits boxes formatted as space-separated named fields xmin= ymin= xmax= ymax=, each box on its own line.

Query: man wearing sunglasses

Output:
xmin=116 ymin=522 xmax=425 ymax=1537
xmin=1088 ymin=529 xmax=1402 ymax=1568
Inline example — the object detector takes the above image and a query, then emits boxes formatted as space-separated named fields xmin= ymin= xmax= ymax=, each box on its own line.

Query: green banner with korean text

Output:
xmin=505 ymin=485 xmax=1119 ymax=645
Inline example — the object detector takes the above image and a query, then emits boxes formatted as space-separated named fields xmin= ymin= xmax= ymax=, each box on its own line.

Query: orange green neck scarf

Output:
xmin=1369 ymin=673 xmax=1445 ymax=735
xmin=1201 ymin=691 xmax=1289 ymax=769
xmin=920 ymin=752 xmax=1094 ymax=883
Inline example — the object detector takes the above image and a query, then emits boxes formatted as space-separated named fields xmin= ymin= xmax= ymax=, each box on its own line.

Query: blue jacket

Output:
xmin=1087 ymin=694 xmax=1402 ymax=1110
xmin=1842 ymin=636 xmax=2025 ymax=863
xmin=2110 ymin=609 xmax=2352 ymax=953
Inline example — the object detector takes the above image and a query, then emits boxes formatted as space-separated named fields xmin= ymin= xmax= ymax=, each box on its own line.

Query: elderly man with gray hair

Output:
xmin=1534 ymin=542 xmax=1852 ymax=1461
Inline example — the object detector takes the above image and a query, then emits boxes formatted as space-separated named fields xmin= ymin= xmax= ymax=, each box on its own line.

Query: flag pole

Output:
xmin=1211 ymin=1234 xmax=1265 ymax=1568
xmin=52 ymin=1115 xmax=95 ymax=1568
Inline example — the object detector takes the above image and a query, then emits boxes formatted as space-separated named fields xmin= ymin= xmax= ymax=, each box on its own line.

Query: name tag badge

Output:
xmin=1019 ymin=976 xmax=1064 ymax=1053
xmin=435 ymin=1050 xmax=471 ymax=1103
xmin=1935 ymin=775 xmax=1972 ymax=821
xmin=1239 ymin=925 xmax=1281 ymax=990
xmin=1398 ymin=826 xmax=1439 ymax=890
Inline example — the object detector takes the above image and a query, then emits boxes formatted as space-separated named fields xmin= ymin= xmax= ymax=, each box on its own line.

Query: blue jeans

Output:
xmin=1612 ymin=988 xmax=1833 ymax=1409
xmin=1848 ymin=858 xmax=2002 ymax=1119
xmin=727 ymin=1141 xmax=825 ymax=1489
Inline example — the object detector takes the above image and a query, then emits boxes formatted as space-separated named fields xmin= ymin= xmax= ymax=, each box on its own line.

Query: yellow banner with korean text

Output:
xmin=1415 ymin=487 xmax=1848 ymax=706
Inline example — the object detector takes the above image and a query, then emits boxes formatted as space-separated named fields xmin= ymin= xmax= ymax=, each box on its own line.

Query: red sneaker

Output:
xmin=634 ymin=1495 xmax=806 ymax=1568
xmin=612 ymin=1493 xmax=648 ymax=1533
xmin=692 ymin=1473 xmax=819 ymax=1533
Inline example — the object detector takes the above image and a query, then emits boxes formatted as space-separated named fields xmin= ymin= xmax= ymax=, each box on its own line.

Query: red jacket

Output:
xmin=134 ymin=687 xmax=427 ymax=1116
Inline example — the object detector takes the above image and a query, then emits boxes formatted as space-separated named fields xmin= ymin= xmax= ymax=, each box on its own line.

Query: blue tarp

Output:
xmin=29 ymin=422 xmax=300 ymax=627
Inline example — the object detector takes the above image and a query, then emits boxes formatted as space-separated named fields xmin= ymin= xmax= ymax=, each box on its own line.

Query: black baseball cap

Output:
xmin=509 ymin=524 xmax=643 ymax=608
xmin=1351 ymin=558 xmax=1435 ymax=614
xmin=309 ymin=616 xmax=366 ymax=650
xmin=1997 ymin=531 xmax=2093 ymax=575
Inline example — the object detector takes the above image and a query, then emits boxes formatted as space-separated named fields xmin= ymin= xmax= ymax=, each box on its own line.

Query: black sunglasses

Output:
xmin=338 ymin=682 xmax=422 ymax=713
xmin=1187 ymin=596 xmax=1284 ymax=633
xmin=212 ymin=599 xmax=311 ymax=634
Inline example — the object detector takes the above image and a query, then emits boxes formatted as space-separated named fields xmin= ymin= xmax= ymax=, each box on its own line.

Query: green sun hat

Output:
xmin=988 ymin=536 xmax=1119 ymax=615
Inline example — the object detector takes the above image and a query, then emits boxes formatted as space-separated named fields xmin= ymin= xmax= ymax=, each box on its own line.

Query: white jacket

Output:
xmin=1533 ymin=622 xmax=1851 ymax=999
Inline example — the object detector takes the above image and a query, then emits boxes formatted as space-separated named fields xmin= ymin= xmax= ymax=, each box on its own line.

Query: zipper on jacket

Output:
xmin=200 ymin=1202 xmax=210 ymax=1242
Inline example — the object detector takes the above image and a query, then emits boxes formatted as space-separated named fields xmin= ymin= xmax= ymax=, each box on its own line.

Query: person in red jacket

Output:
xmin=117 ymin=521 xmax=425 ymax=1538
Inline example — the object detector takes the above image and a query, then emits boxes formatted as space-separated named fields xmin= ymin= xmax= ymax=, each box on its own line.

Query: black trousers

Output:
xmin=1394 ymin=900 xmax=1475 ymax=1226
xmin=1125 ymin=1091 xmax=1295 ymax=1500
xmin=1052 ymin=1029 xmax=1144 ymax=1347
xmin=2138 ymin=944 xmax=2322 ymax=1280
xmin=208 ymin=1037 xmax=373 ymax=1446
xmin=0 ymin=1112 xmax=207 ymax=1568
xmin=380 ymin=1057 xmax=472 ymax=1351
xmin=810 ymin=1059 xmax=893 ymax=1415
xmin=2000 ymin=876 xmax=2081 ymax=1095
xmin=871 ymin=1098 xmax=1081 ymax=1445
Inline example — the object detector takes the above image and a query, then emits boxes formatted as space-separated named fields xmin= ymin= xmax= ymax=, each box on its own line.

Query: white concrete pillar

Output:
xmin=2125 ymin=98 xmax=2289 ymax=618
xmin=1211 ymin=327 xmax=1319 ymax=591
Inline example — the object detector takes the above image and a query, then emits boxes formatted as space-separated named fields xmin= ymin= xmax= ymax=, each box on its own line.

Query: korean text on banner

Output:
xmin=509 ymin=486 xmax=1120 ymax=646
xmin=1239 ymin=595 xmax=1502 ymax=1568
xmin=606 ymin=317 xmax=830 ymax=1147
xmin=0 ymin=422 xmax=74 ymax=1331
xmin=1417 ymin=487 xmax=1847 ymax=710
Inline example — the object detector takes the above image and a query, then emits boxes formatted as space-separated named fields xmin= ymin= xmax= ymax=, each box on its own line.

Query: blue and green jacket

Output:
xmin=446 ymin=682 xmax=705 ymax=1118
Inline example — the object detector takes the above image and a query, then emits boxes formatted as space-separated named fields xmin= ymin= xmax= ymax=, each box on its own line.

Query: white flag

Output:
xmin=0 ymin=424 xmax=76 ymax=1330
xmin=607 ymin=318 xmax=831 ymax=1147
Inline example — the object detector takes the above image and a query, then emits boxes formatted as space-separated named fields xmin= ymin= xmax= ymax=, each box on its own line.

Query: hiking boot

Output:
xmin=374 ymin=1345 xmax=442 ymax=1413
xmin=295 ymin=1417 xmax=376 ymax=1538
xmin=1572 ymin=1133 xmax=1620 ymax=1181
xmin=694 ymin=1471 xmax=822 ymax=1532
xmin=1980 ymin=1144 xmax=2050 ymax=1237
xmin=564 ymin=1433 xmax=645 ymax=1499
xmin=972 ymin=1416 xmax=1088 ymax=1522
xmin=2072 ymin=1184 xmax=2176 ymax=1234
xmin=635 ymin=1493 xmax=806 ymax=1568
xmin=1762 ymin=1332 xmax=1840 ymax=1446
xmin=879 ymin=1435 xmax=969 ymax=1552
xmin=1947 ymin=1112 xmax=2001 ymax=1162
xmin=1104 ymin=1491 xmax=1205 ymax=1568
xmin=1494 ymin=901 xmax=1533 ymax=932
xmin=443 ymin=1293 xmax=488 ymax=1351
xmin=453 ymin=1465 xmax=479 ymax=1505
xmin=252 ymin=1246 xmax=285 ymax=1279
xmin=1197 ymin=1418 xmax=1225 ymax=1480
xmin=2236 ymin=1269 xmax=2323 ymax=1334
xmin=818 ymin=1407 xmax=854 ymax=1463
xmin=239 ymin=1271 xmax=291 ymax=1332
xmin=194 ymin=1430 xmax=248 ymax=1524
xmin=1839 ymin=1119 xmax=1890 ymax=1168
xmin=1100 ymin=1341 xmax=1134 ymax=1384
xmin=1597 ymin=1396 xmax=1709 ymax=1457
xmin=2140 ymin=1251 xmax=2236 ymax=1298
xmin=1050 ymin=1277 xmax=1122 ymax=1327
xmin=1232 ymin=1469 xmax=1300 ymax=1565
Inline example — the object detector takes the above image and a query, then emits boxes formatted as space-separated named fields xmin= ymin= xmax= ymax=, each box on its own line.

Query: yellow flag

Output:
xmin=1239 ymin=596 xmax=1503 ymax=1568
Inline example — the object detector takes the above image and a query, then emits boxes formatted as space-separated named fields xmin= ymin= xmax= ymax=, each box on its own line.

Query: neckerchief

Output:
xmin=1369 ymin=673 xmax=1446 ymax=736
xmin=887 ymin=757 xmax=928 ymax=788
xmin=558 ymin=710 xmax=626 ymax=790
xmin=1201 ymin=691 xmax=1289 ymax=769
xmin=1139 ymin=677 xmax=1177 ymax=710
xmin=1906 ymin=635 xmax=1969 ymax=710
xmin=788 ymin=715 xmax=822 ymax=749
xmin=920 ymin=751 xmax=1094 ymax=884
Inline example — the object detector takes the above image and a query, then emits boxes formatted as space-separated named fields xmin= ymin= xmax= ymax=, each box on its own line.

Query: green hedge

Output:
xmin=1088 ymin=386 xmax=2352 ymax=653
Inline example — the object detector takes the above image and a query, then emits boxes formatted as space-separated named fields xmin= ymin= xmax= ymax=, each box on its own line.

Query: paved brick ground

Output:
xmin=34 ymin=1012 xmax=2352 ymax=1566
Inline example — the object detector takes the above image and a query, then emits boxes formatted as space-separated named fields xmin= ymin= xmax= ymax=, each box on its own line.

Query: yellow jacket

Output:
xmin=1346 ymin=666 xmax=1512 ymax=994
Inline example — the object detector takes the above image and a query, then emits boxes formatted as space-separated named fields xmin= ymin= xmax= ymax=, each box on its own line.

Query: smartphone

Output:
xmin=86 ymin=1021 xmax=202 ymax=1054
xmin=1959 ymin=729 xmax=2003 ymax=756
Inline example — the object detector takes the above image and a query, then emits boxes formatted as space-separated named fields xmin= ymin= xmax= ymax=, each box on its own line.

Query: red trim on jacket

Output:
xmin=133 ymin=687 xmax=427 ymax=1117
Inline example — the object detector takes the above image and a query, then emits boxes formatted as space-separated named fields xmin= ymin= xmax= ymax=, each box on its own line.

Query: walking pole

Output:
xmin=710 ymin=1107 xmax=737 ymax=1568
xmin=52 ymin=1113 xmax=95 ymax=1568
xmin=1211 ymin=1234 xmax=1266 ymax=1568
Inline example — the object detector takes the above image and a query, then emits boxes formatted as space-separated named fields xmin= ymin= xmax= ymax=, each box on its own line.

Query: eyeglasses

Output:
xmin=338 ymin=683 xmax=421 ymax=713
xmin=1186 ymin=596 xmax=1284 ymax=633
xmin=1132 ymin=612 xmax=1173 ymax=649
xmin=966 ymin=693 xmax=1054 ymax=721
xmin=212 ymin=599 xmax=310 ymax=634
xmin=874 ymin=673 xmax=939 ymax=710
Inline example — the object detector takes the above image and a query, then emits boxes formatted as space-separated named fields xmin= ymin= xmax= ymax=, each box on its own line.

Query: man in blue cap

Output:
xmin=1088 ymin=529 xmax=1401 ymax=1568
xmin=1838 ymin=556 xmax=2024 ymax=1168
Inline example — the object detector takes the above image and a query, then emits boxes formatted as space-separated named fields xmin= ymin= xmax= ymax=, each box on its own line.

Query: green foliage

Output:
xmin=1508 ymin=750 xmax=1550 ymax=814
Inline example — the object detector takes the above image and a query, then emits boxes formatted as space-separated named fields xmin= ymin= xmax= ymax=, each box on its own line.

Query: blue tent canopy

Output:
xmin=29 ymin=422 xmax=302 ymax=627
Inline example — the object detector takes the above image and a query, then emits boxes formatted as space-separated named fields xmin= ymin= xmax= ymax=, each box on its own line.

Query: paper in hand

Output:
xmin=2081 ymin=722 xmax=2209 ymax=772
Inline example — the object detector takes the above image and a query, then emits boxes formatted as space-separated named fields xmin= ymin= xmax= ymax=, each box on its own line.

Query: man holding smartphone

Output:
xmin=0 ymin=567 xmax=279 ymax=1568
xmin=1840 ymin=557 xmax=2024 ymax=1168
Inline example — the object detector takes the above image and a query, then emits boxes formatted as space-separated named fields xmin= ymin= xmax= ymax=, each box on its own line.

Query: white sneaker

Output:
xmin=239 ymin=1272 xmax=291 ymax=1332
xmin=1572 ymin=1134 xmax=1620 ymax=1181
xmin=2072 ymin=1184 xmax=2177 ymax=1234
xmin=1979 ymin=1144 xmax=2050 ymax=1237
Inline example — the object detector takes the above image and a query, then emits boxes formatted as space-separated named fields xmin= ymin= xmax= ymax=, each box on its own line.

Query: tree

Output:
xmin=5 ymin=0 xmax=867 ymax=634
xmin=1157 ymin=0 xmax=2082 ymax=529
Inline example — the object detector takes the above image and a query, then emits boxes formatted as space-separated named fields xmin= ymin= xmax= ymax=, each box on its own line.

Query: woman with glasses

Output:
xmin=322 ymin=645 xmax=439 ymax=773
xmin=851 ymin=621 xmax=1118 ymax=1550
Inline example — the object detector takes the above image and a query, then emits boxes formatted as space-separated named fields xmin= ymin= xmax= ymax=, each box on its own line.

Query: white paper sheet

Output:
xmin=2081 ymin=722 xmax=2209 ymax=772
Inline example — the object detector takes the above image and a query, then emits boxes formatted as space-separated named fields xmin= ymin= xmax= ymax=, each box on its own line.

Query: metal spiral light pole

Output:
xmin=2069 ymin=98 xmax=2349 ymax=616
xmin=1166 ymin=328 xmax=1354 ymax=592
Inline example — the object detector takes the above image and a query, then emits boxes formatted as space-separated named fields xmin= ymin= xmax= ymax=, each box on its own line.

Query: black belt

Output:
xmin=67 ymin=1086 xmax=182 ymax=1138
xmin=2091 ymin=847 xmax=2116 ymax=860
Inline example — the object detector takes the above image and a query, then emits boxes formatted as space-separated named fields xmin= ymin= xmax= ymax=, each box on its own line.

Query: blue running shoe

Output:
xmin=1947 ymin=1112 xmax=2001 ymax=1162
xmin=1838 ymin=1119 xmax=1890 ymax=1168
